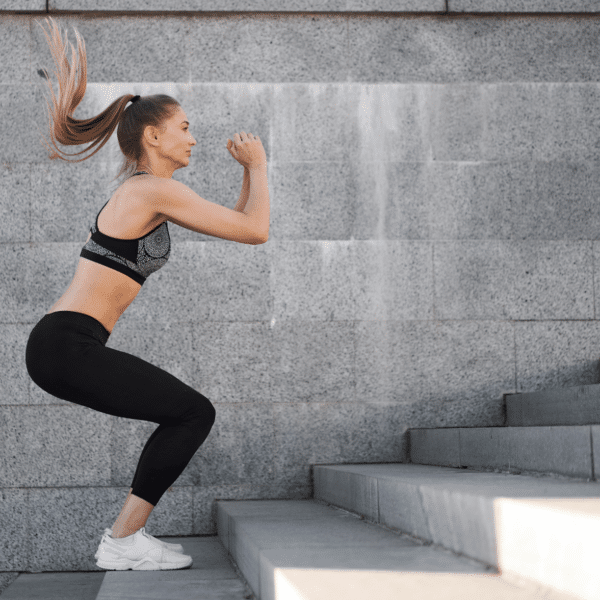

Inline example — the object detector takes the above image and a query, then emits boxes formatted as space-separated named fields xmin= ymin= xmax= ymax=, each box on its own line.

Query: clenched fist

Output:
xmin=226 ymin=131 xmax=267 ymax=169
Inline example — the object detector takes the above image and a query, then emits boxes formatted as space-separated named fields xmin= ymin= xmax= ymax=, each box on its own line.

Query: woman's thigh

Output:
xmin=26 ymin=316 xmax=209 ymax=425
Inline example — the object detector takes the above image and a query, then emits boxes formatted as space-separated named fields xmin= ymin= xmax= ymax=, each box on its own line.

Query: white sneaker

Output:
xmin=95 ymin=526 xmax=193 ymax=571
xmin=94 ymin=527 xmax=184 ymax=559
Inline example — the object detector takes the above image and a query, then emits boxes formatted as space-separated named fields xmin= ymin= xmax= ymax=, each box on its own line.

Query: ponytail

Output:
xmin=36 ymin=17 xmax=180 ymax=184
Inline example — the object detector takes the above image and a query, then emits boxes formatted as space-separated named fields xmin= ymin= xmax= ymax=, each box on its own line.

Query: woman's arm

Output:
xmin=233 ymin=166 xmax=250 ymax=212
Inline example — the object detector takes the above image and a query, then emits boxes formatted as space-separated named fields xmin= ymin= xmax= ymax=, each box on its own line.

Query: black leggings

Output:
xmin=25 ymin=310 xmax=216 ymax=507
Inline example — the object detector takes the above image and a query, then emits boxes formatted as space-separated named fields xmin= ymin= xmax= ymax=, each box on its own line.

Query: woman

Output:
xmin=25 ymin=17 xmax=269 ymax=571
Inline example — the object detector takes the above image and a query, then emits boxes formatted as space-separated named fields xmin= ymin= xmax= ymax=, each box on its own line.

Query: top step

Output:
xmin=506 ymin=383 xmax=600 ymax=427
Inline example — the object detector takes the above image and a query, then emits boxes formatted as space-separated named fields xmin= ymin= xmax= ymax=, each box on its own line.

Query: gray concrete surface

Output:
xmin=13 ymin=1 xmax=600 ymax=12
xmin=0 ymin=572 xmax=105 ymax=600
xmin=506 ymin=384 xmax=600 ymax=426
xmin=0 ymin=537 xmax=252 ymax=600
xmin=217 ymin=497 xmax=577 ymax=600
xmin=314 ymin=463 xmax=600 ymax=567
xmin=410 ymin=425 xmax=598 ymax=479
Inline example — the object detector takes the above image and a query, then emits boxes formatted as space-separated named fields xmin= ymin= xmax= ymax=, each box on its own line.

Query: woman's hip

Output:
xmin=25 ymin=311 xmax=110 ymax=393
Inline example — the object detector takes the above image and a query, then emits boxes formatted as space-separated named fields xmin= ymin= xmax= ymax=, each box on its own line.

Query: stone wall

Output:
xmin=1 ymin=3 xmax=600 ymax=570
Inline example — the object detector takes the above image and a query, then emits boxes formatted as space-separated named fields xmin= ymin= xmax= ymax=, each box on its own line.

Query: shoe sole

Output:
xmin=96 ymin=556 xmax=193 ymax=571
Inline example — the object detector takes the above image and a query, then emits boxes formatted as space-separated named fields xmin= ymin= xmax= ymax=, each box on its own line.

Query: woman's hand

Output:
xmin=226 ymin=131 xmax=267 ymax=169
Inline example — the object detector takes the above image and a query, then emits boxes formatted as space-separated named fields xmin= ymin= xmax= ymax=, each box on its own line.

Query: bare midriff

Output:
xmin=46 ymin=174 xmax=166 ymax=336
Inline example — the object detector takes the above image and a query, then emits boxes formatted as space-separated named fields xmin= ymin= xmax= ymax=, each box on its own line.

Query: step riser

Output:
xmin=314 ymin=465 xmax=498 ymax=566
xmin=409 ymin=426 xmax=600 ymax=480
xmin=507 ymin=384 xmax=600 ymax=427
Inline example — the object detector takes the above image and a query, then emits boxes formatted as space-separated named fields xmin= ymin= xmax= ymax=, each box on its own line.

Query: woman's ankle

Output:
xmin=111 ymin=528 xmax=136 ymax=539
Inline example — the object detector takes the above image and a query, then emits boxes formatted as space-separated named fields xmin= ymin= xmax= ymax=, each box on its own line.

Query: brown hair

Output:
xmin=36 ymin=16 xmax=181 ymax=185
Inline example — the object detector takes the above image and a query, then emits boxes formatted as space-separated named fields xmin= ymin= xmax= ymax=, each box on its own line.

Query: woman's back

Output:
xmin=46 ymin=172 xmax=168 ymax=334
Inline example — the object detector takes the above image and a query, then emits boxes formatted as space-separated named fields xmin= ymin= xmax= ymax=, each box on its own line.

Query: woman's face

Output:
xmin=163 ymin=107 xmax=196 ymax=163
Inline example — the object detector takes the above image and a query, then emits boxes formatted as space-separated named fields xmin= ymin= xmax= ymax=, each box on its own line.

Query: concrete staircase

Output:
xmin=3 ymin=386 xmax=599 ymax=599
xmin=216 ymin=385 xmax=600 ymax=600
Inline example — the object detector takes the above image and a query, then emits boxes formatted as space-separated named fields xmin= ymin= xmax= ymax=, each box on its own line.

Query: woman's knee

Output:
xmin=185 ymin=392 xmax=216 ymax=427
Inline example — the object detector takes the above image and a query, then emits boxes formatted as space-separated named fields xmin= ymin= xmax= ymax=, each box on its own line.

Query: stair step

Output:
xmin=0 ymin=572 xmax=104 ymax=600
xmin=0 ymin=537 xmax=249 ymax=600
xmin=216 ymin=498 xmax=576 ymax=600
xmin=409 ymin=424 xmax=600 ymax=479
xmin=506 ymin=383 xmax=600 ymax=426
xmin=314 ymin=463 xmax=600 ymax=600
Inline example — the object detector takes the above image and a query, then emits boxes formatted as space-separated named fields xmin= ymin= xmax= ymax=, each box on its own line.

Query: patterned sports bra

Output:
xmin=79 ymin=171 xmax=170 ymax=285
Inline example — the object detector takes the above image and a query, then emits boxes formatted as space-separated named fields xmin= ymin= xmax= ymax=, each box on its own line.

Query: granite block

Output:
xmin=0 ymin=243 xmax=78 ymax=321
xmin=272 ymin=403 xmax=408 ymax=487
xmin=434 ymin=240 xmax=593 ymax=320
xmin=352 ymin=161 xmax=433 ymax=241
xmin=32 ymin=16 xmax=189 ymax=83
xmin=355 ymin=320 xmax=513 ymax=426
xmin=1 ymin=324 xmax=30 ymax=406
xmin=195 ymin=403 xmax=275 ymax=487
xmin=271 ymin=162 xmax=356 ymax=240
xmin=187 ymin=321 xmax=272 ymax=405
xmin=0 ymin=488 xmax=29 ymax=572
xmin=511 ymin=160 xmax=600 ymax=241
xmin=30 ymin=160 xmax=114 ymax=243
xmin=313 ymin=465 xmax=379 ymax=522
xmin=271 ymin=241 xmax=433 ymax=321
xmin=269 ymin=320 xmax=355 ymax=403
xmin=350 ymin=84 xmax=434 ymax=165
xmin=484 ymin=84 xmax=600 ymax=162
xmin=0 ymin=163 xmax=30 ymax=244
xmin=450 ymin=0 xmax=600 ymax=12
xmin=188 ymin=15 xmax=348 ymax=83
xmin=428 ymin=160 xmax=518 ymax=240
xmin=410 ymin=428 xmax=460 ymax=466
xmin=348 ymin=16 xmax=600 ymax=83
xmin=460 ymin=427 xmax=511 ymax=470
xmin=429 ymin=83 xmax=485 ymax=162
xmin=348 ymin=0 xmax=444 ymax=8
xmin=0 ymin=17 xmax=31 ymax=84
xmin=506 ymin=384 xmax=600 ymax=427
xmin=0 ymin=1 xmax=44 ymax=9
xmin=272 ymin=84 xmax=354 ymax=163
xmin=28 ymin=486 xmax=114 ymax=572
xmin=508 ymin=426 xmax=593 ymax=479
xmin=52 ymin=0 xmax=445 ymax=10
xmin=593 ymin=425 xmax=600 ymax=481
xmin=514 ymin=321 xmax=600 ymax=393
xmin=0 ymin=406 xmax=111 ymax=488
xmin=353 ymin=156 xmax=600 ymax=243
xmin=0 ymin=85 xmax=49 ymax=163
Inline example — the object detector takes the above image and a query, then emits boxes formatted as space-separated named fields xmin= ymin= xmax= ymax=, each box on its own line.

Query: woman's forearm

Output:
xmin=234 ymin=167 xmax=250 ymax=212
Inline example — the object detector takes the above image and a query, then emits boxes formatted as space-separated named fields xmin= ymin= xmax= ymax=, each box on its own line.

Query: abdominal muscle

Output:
xmin=46 ymin=179 xmax=164 ymax=335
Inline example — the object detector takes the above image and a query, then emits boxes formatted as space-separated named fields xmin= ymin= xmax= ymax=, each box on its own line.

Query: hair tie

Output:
xmin=130 ymin=95 xmax=140 ymax=104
